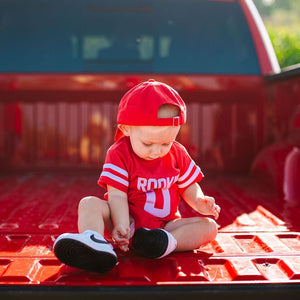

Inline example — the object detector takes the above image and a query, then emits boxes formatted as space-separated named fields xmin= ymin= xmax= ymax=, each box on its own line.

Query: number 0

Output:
xmin=144 ymin=188 xmax=171 ymax=218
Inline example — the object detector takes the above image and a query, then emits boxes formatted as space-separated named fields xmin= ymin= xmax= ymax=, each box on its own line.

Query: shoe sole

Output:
xmin=132 ymin=228 xmax=168 ymax=259
xmin=54 ymin=238 xmax=117 ymax=273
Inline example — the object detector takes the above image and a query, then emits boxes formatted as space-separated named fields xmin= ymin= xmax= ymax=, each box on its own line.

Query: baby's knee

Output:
xmin=200 ymin=217 xmax=218 ymax=242
xmin=206 ymin=218 xmax=218 ymax=240
xmin=78 ymin=196 xmax=107 ymax=212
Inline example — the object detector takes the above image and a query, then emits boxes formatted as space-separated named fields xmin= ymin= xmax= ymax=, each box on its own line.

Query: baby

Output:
xmin=54 ymin=79 xmax=220 ymax=273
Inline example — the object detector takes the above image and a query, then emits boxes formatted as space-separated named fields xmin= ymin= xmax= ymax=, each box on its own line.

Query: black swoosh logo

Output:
xmin=90 ymin=234 xmax=109 ymax=244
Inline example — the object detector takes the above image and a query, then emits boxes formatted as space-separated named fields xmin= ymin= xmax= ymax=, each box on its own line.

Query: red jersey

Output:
xmin=98 ymin=137 xmax=204 ymax=229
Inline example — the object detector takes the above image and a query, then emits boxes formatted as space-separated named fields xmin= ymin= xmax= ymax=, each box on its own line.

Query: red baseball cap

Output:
xmin=115 ymin=79 xmax=186 ymax=141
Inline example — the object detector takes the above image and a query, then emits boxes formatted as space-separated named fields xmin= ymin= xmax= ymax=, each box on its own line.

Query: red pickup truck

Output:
xmin=1 ymin=0 xmax=300 ymax=298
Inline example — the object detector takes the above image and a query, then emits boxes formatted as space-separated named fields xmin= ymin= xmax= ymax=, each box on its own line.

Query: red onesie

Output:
xmin=98 ymin=136 xmax=204 ymax=230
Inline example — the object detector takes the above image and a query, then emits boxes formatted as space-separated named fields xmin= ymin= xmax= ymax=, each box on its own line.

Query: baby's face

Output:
xmin=125 ymin=125 xmax=180 ymax=160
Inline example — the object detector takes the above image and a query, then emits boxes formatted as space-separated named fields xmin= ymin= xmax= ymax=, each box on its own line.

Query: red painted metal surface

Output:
xmin=1 ymin=68 xmax=300 ymax=287
xmin=252 ymin=70 xmax=300 ymax=198
xmin=1 ymin=173 xmax=300 ymax=285
xmin=0 ymin=74 xmax=268 ymax=173
xmin=1 ymin=69 xmax=300 ymax=287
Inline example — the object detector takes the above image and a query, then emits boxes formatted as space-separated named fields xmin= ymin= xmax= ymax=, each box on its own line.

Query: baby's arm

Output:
xmin=107 ymin=185 xmax=130 ymax=251
xmin=181 ymin=183 xmax=220 ymax=219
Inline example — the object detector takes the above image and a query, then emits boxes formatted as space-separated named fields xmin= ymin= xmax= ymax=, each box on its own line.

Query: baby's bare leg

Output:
xmin=164 ymin=217 xmax=218 ymax=252
xmin=77 ymin=196 xmax=113 ymax=238
xmin=54 ymin=196 xmax=117 ymax=273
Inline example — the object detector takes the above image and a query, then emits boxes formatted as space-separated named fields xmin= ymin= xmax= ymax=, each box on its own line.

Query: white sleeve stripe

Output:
xmin=178 ymin=167 xmax=201 ymax=189
xmin=178 ymin=161 xmax=194 ymax=182
xmin=101 ymin=171 xmax=129 ymax=187
xmin=103 ymin=163 xmax=128 ymax=177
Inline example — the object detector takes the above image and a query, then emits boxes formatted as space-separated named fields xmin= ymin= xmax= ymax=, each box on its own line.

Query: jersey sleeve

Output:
xmin=175 ymin=142 xmax=204 ymax=191
xmin=98 ymin=142 xmax=129 ymax=193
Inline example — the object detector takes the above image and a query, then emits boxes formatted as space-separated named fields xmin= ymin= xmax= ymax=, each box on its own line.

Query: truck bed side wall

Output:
xmin=252 ymin=65 xmax=300 ymax=199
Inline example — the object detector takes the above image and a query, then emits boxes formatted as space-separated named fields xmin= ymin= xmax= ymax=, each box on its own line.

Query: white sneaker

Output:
xmin=54 ymin=230 xmax=117 ymax=273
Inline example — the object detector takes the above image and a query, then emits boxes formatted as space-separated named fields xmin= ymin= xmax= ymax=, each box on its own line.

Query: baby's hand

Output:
xmin=197 ymin=196 xmax=220 ymax=220
xmin=112 ymin=224 xmax=130 ymax=252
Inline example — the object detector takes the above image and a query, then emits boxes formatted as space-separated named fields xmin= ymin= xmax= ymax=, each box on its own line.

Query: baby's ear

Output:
xmin=118 ymin=124 xmax=130 ymax=136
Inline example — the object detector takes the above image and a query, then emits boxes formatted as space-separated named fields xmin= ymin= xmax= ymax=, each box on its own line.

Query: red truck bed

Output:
xmin=1 ymin=69 xmax=300 ymax=299
xmin=1 ymin=171 xmax=300 ymax=288
xmin=1 ymin=69 xmax=300 ymax=298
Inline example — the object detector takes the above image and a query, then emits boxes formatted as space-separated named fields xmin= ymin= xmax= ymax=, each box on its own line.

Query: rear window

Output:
xmin=0 ymin=0 xmax=260 ymax=74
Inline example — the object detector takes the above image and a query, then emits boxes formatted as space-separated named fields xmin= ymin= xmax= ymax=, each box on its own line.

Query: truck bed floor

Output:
xmin=1 ymin=172 xmax=300 ymax=285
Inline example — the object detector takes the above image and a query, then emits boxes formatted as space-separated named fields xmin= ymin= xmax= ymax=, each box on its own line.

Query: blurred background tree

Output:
xmin=253 ymin=0 xmax=300 ymax=68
